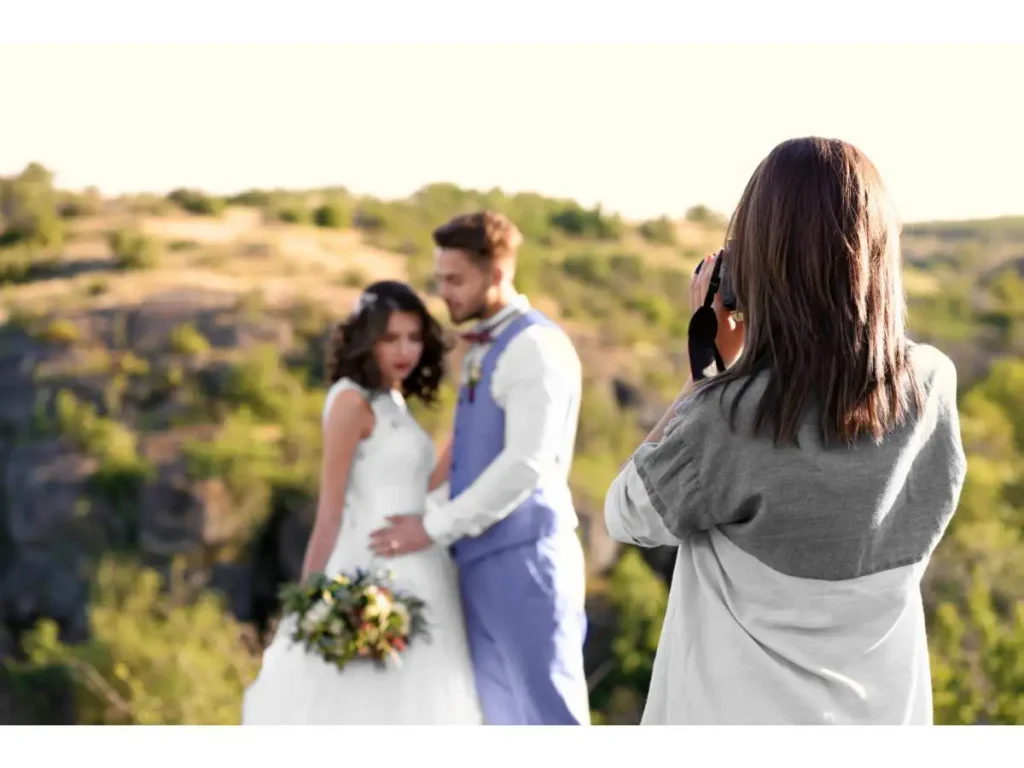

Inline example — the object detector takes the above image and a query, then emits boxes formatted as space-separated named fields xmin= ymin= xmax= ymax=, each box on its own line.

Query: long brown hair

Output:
xmin=701 ymin=137 xmax=922 ymax=446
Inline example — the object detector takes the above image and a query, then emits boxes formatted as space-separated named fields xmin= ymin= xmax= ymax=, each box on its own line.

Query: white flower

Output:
xmin=326 ymin=617 xmax=344 ymax=635
xmin=362 ymin=587 xmax=393 ymax=621
xmin=300 ymin=600 xmax=332 ymax=633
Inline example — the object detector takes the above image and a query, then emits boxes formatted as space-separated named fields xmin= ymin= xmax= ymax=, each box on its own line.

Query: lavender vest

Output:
xmin=448 ymin=309 xmax=577 ymax=565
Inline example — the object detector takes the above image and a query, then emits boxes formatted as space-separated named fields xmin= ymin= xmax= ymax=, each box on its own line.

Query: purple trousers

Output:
xmin=458 ymin=532 xmax=591 ymax=725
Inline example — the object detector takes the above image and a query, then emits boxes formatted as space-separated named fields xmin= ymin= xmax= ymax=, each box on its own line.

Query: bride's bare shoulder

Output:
xmin=323 ymin=378 xmax=375 ymax=438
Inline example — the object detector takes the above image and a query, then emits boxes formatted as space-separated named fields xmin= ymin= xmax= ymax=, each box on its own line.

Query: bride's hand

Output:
xmin=369 ymin=515 xmax=432 ymax=557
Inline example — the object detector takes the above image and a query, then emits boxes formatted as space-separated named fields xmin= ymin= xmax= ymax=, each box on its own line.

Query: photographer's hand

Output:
xmin=691 ymin=251 xmax=745 ymax=369
xmin=637 ymin=252 xmax=747 ymax=450
xmin=644 ymin=375 xmax=695 ymax=445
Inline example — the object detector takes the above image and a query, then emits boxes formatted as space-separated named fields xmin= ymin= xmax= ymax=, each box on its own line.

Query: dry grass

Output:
xmin=674 ymin=220 xmax=727 ymax=254
xmin=1 ymin=207 xmax=411 ymax=323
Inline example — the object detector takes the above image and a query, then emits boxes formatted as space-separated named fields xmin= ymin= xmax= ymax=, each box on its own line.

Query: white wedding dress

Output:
xmin=241 ymin=378 xmax=483 ymax=725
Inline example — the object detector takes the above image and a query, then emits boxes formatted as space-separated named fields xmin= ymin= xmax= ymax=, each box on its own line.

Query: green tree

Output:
xmin=313 ymin=200 xmax=352 ymax=229
xmin=923 ymin=357 xmax=1024 ymax=724
xmin=550 ymin=202 xmax=623 ymax=240
xmin=58 ymin=186 xmax=104 ymax=218
xmin=684 ymin=204 xmax=726 ymax=227
xmin=108 ymin=227 xmax=161 ymax=270
xmin=274 ymin=199 xmax=311 ymax=225
xmin=227 ymin=188 xmax=275 ymax=208
xmin=0 ymin=162 xmax=65 ymax=251
xmin=7 ymin=558 xmax=258 ymax=725
xmin=167 ymin=188 xmax=226 ymax=216
xmin=638 ymin=216 xmax=677 ymax=245
xmin=929 ymin=572 xmax=1024 ymax=725
xmin=588 ymin=548 xmax=668 ymax=723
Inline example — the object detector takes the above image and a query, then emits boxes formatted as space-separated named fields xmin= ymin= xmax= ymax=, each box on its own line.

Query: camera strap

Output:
xmin=687 ymin=256 xmax=726 ymax=382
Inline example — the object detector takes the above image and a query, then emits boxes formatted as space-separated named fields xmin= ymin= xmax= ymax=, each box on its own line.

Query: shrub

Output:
xmin=0 ymin=162 xmax=65 ymax=252
xmin=550 ymin=203 xmax=623 ymax=240
xmin=562 ymin=252 xmax=610 ymax=286
xmin=684 ymin=204 xmax=726 ymax=227
xmin=275 ymin=203 xmax=310 ymax=224
xmin=7 ymin=558 xmax=259 ymax=725
xmin=227 ymin=188 xmax=275 ymax=208
xmin=54 ymin=389 xmax=154 ymax=512
xmin=36 ymin=318 xmax=81 ymax=346
xmin=221 ymin=345 xmax=307 ymax=422
xmin=0 ymin=243 xmax=57 ymax=284
xmin=313 ymin=201 xmax=352 ymax=229
xmin=108 ymin=228 xmax=161 ymax=270
xmin=167 ymin=189 xmax=226 ymax=217
xmin=638 ymin=216 xmax=677 ymax=245
xmin=586 ymin=548 xmax=668 ymax=724
xmin=58 ymin=187 xmax=104 ymax=218
xmin=168 ymin=323 xmax=211 ymax=357
xmin=119 ymin=193 xmax=176 ymax=217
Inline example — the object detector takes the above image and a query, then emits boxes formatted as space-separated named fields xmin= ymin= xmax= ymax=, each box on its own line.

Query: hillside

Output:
xmin=1 ymin=163 xmax=1022 ymax=725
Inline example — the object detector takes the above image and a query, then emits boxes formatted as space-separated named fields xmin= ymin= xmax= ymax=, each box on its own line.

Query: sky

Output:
xmin=1 ymin=43 xmax=1022 ymax=224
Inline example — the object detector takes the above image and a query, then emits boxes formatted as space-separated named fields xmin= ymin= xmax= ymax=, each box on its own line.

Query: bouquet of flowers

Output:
xmin=278 ymin=569 xmax=429 ymax=671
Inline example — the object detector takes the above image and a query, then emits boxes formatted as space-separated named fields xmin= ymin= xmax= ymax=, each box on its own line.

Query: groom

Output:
xmin=370 ymin=211 xmax=590 ymax=725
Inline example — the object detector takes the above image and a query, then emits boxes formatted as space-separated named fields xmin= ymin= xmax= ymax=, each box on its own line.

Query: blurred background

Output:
xmin=0 ymin=43 xmax=1022 ymax=725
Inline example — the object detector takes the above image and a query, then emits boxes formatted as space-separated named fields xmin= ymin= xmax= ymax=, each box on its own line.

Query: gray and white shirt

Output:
xmin=604 ymin=342 xmax=967 ymax=724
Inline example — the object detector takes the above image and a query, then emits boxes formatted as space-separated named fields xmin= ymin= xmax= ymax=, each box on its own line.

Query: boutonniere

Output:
xmin=467 ymin=358 xmax=482 ymax=403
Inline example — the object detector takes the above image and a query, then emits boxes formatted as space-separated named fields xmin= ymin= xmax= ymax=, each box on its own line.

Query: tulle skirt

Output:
xmin=241 ymin=544 xmax=482 ymax=725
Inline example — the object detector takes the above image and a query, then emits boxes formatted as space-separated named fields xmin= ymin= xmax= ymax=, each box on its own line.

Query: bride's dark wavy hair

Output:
xmin=325 ymin=280 xmax=448 ymax=405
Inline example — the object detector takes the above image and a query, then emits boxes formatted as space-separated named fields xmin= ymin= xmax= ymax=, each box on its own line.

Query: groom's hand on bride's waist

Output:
xmin=369 ymin=515 xmax=432 ymax=557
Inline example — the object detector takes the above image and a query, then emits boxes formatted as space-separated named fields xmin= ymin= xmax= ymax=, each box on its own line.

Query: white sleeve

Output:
xmin=604 ymin=396 xmax=713 ymax=546
xmin=604 ymin=453 xmax=683 ymax=548
xmin=422 ymin=327 xmax=579 ymax=547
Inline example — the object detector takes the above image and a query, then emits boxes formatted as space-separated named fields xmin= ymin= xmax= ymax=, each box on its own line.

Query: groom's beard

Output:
xmin=456 ymin=297 xmax=490 ymax=325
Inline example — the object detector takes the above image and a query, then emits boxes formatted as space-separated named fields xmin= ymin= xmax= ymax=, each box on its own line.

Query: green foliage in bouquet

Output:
xmin=278 ymin=570 xmax=429 ymax=671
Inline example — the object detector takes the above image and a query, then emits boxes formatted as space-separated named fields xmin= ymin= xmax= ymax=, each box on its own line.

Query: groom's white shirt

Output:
xmin=422 ymin=294 xmax=581 ymax=548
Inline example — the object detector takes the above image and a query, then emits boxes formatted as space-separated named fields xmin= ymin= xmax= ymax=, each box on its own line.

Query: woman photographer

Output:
xmin=604 ymin=137 xmax=967 ymax=725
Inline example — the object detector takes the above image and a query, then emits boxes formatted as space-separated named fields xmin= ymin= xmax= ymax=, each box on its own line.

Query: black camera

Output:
xmin=694 ymin=247 xmax=738 ymax=311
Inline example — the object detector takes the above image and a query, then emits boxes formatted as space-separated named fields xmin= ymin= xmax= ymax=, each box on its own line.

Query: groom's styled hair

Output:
xmin=432 ymin=211 xmax=523 ymax=268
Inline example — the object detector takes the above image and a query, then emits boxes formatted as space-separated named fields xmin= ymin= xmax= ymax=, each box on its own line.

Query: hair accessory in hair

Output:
xmin=351 ymin=290 xmax=378 ymax=318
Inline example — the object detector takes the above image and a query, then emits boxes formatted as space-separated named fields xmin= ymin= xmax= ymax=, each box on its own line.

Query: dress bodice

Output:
xmin=322 ymin=378 xmax=436 ymax=536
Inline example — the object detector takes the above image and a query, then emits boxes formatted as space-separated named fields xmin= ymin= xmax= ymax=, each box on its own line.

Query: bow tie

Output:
xmin=462 ymin=329 xmax=493 ymax=345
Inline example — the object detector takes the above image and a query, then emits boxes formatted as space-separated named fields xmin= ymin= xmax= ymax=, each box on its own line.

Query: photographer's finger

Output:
xmin=692 ymin=253 xmax=713 ymax=283
xmin=690 ymin=254 xmax=705 ymax=306
xmin=691 ymin=253 xmax=714 ymax=308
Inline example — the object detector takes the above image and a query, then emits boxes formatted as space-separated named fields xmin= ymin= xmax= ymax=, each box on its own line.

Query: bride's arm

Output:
xmin=300 ymin=390 xmax=373 ymax=580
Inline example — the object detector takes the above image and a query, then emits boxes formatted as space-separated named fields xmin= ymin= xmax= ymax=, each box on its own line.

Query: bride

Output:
xmin=241 ymin=280 xmax=482 ymax=725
